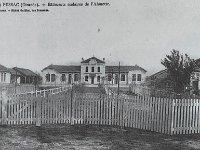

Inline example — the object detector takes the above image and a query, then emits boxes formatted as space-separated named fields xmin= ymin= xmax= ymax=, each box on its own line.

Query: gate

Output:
xmin=0 ymin=87 xmax=72 ymax=125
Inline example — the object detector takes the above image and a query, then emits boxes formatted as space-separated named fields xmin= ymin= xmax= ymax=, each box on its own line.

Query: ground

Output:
xmin=0 ymin=124 xmax=200 ymax=150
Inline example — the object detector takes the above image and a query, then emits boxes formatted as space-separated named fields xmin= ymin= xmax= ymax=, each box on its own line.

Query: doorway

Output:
xmin=91 ymin=77 xmax=94 ymax=84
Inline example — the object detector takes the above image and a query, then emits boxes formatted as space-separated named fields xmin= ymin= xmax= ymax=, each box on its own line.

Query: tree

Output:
xmin=161 ymin=50 xmax=195 ymax=93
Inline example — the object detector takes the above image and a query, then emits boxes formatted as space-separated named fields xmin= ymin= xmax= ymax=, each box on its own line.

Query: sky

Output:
xmin=0 ymin=0 xmax=200 ymax=75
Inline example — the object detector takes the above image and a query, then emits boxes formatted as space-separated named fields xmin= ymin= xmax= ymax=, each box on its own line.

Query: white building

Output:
xmin=41 ymin=57 xmax=147 ymax=86
xmin=0 ymin=64 xmax=11 ymax=85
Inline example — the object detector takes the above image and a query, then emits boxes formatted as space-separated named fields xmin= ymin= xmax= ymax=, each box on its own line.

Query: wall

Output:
xmin=105 ymin=70 xmax=146 ymax=85
xmin=105 ymin=72 xmax=128 ymax=85
xmin=0 ymin=72 xmax=11 ymax=84
xmin=128 ymin=70 xmax=146 ymax=84
xmin=41 ymin=69 xmax=81 ymax=86
xmin=41 ymin=69 xmax=60 ymax=85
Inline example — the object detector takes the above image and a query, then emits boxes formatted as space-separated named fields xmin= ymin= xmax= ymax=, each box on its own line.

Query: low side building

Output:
xmin=41 ymin=65 xmax=81 ymax=86
xmin=147 ymin=69 xmax=172 ymax=88
xmin=12 ymin=67 xmax=39 ymax=84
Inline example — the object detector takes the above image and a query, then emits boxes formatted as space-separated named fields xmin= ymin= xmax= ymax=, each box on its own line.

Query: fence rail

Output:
xmin=7 ymin=86 xmax=71 ymax=98
xmin=1 ymin=86 xmax=200 ymax=135
xmin=0 ymin=84 xmax=37 ymax=95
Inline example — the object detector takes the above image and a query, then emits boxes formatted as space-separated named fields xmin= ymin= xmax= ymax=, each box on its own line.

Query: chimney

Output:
xmin=82 ymin=57 xmax=84 ymax=61
xmin=103 ymin=58 xmax=105 ymax=62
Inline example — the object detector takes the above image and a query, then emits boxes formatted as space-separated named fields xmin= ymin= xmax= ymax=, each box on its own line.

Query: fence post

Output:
xmin=36 ymin=96 xmax=42 ymax=126
xmin=70 ymin=85 xmax=74 ymax=125
xmin=1 ymin=89 xmax=7 ymax=125
xmin=170 ymin=98 xmax=175 ymax=135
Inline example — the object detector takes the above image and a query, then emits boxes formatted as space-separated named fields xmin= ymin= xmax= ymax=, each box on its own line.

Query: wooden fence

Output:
xmin=72 ymin=93 xmax=173 ymax=134
xmin=171 ymin=99 xmax=200 ymax=134
xmin=0 ymin=84 xmax=37 ymax=95
xmin=1 ymin=87 xmax=200 ymax=135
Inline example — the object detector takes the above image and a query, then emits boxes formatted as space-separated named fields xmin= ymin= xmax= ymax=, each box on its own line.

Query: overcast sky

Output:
xmin=0 ymin=0 xmax=200 ymax=75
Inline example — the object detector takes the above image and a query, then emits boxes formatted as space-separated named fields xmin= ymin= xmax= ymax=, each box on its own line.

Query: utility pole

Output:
xmin=15 ymin=67 xmax=17 ymax=94
xmin=34 ymin=76 xmax=37 ymax=92
xmin=112 ymin=69 xmax=113 ymax=85
xmin=118 ymin=61 xmax=120 ymax=95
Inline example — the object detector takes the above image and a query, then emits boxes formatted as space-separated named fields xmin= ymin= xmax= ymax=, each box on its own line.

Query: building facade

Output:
xmin=0 ymin=64 xmax=11 ymax=85
xmin=41 ymin=57 xmax=147 ymax=86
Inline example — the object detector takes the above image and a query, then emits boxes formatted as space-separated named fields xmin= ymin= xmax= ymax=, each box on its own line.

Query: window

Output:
xmin=98 ymin=67 xmax=100 ymax=72
xmin=61 ymin=74 xmax=66 ymax=82
xmin=46 ymin=74 xmax=50 ymax=82
xmin=74 ymin=74 xmax=78 ymax=81
xmin=121 ymin=74 xmax=125 ymax=81
xmin=85 ymin=66 xmax=88 ymax=72
xmin=132 ymin=74 xmax=136 ymax=81
xmin=1 ymin=73 xmax=3 ymax=82
xmin=85 ymin=76 xmax=88 ymax=82
xmin=108 ymin=74 xmax=112 ymax=81
xmin=1 ymin=73 xmax=6 ymax=82
xmin=91 ymin=67 xmax=94 ymax=72
xmin=97 ymin=76 xmax=100 ymax=82
xmin=51 ymin=74 xmax=56 ymax=82
xmin=68 ymin=74 xmax=72 ymax=84
xmin=4 ymin=73 xmax=6 ymax=82
xmin=137 ymin=74 xmax=141 ymax=81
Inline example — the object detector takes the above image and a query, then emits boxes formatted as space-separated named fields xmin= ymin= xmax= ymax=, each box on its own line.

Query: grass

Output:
xmin=0 ymin=124 xmax=200 ymax=150
xmin=73 ymin=84 xmax=106 ymax=94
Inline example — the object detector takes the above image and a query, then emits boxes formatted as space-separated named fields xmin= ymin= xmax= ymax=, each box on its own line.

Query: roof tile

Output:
xmin=105 ymin=65 xmax=147 ymax=73
xmin=42 ymin=65 xmax=81 ymax=73
xmin=13 ymin=67 xmax=38 ymax=76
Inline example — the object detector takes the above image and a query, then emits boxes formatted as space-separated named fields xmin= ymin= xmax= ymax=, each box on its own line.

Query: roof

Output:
xmin=0 ymin=64 xmax=9 ymax=72
xmin=42 ymin=64 xmax=146 ymax=73
xmin=81 ymin=57 xmax=105 ymax=64
xmin=42 ymin=65 xmax=81 ymax=73
xmin=150 ymin=69 xmax=168 ymax=77
xmin=105 ymin=65 xmax=147 ymax=73
xmin=13 ymin=67 xmax=38 ymax=76
xmin=7 ymin=68 xmax=21 ymax=75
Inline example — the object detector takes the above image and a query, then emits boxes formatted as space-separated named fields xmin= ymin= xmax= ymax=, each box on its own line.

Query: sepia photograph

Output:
xmin=0 ymin=0 xmax=200 ymax=149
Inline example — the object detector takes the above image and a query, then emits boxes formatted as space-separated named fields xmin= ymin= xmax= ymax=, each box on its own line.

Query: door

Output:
xmin=91 ymin=77 xmax=94 ymax=84
xmin=115 ymin=74 xmax=118 ymax=84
